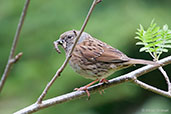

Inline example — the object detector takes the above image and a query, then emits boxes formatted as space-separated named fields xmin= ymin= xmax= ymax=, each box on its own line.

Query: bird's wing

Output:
xmin=76 ymin=38 xmax=130 ymax=63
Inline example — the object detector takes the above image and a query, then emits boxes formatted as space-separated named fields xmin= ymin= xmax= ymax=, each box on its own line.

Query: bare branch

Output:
xmin=10 ymin=52 xmax=23 ymax=63
xmin=14 ymin=56 xmax=171 ymax=114
xmin=0 ymin=0 xmax=30 ymax=93
xmin=158 ymin=67 xmax=171 ymax=92
xmin=36 ymin=0 xmax=102 ymax=104
xmin=132 ymin=79 xmax=170 ymax=98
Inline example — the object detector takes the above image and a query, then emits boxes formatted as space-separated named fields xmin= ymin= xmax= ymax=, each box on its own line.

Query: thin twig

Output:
xmin=36 ymin=0 xmax=102 ymax=104
xmin=158 ymin=67 xmax=171 ymax=92
xmin=14 ymin=55 xmax=171 ymax=114
xmin=0 ymin=0 xmax=30 ymax=93
xmin=132 ymin=79 xmax=170 ymax=97
xmin=10 ymin=52 xmax=23 ymax=63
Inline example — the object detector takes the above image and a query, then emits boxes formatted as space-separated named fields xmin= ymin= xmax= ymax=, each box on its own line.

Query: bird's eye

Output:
xmin=68 ymin=35 xmax=72 ymax=39
xmin=58 ymin=40 xmax=63 ymax=45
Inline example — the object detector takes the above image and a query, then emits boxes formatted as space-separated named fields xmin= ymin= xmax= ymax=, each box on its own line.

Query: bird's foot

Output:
xmin=99 ymin=78 xmax=109 ymax=83
xmin=98 ymin=89 xmax=105 ymax=95
xmin=74 ymin=79 xmax=99 ymax=99
xmin=98 ymin=78 xmax=108 ymax=95
xmin=74 ymin=86 xmax=90 ymax=98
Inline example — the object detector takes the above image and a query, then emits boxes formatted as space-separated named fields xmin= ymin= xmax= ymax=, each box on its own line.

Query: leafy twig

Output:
xmin=36 ymin=0 xmax=102 ymax=104
xmin=135 ymin=20 xmax=171 ymax=59
xmin=135 ymin=20 xmax=171 ymax=96
xmin=0 ymin=0 xmax=30 ymax=93
xmin=14 ymin=56 xmax=171 ymax=114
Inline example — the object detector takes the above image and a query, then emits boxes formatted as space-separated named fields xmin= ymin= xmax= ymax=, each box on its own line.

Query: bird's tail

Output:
xmin=125 ymin=58 xmax=159 ymax=65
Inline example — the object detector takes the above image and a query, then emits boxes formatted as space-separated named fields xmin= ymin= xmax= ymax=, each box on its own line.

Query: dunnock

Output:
xmin=54 ymin=30 xmax=157 ymax=96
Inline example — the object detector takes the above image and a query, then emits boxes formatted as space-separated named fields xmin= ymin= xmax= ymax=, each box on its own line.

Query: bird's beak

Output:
xmin=53 ymin=39 xmax=62 ymax=54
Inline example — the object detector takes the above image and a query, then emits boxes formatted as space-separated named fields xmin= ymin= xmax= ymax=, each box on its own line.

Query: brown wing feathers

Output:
xmin=75 ymin=37 xmax=157 ymax=65
xmin=77 ymin=38 xmax=130 ymax=63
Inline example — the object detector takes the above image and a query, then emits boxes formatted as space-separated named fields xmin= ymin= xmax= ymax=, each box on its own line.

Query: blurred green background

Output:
xmin=0 ymin=0 xmax=171 ymax=114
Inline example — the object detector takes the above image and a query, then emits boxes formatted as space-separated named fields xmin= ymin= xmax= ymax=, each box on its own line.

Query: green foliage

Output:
xmin=1 ymin=1 xmax=171 ymax=114
xmin=135 ymin=20 xmax=171 ymax=60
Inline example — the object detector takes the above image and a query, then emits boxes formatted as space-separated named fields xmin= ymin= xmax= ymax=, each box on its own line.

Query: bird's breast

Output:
xmin=69 ymin=51 xmax=119 ymax=80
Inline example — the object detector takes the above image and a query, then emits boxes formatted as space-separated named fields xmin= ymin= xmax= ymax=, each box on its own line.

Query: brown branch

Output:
xmin=14 ymin=56 xmax=171 ymax=114
xmin=36 ymin=0 xmax=102 ymax=104
xmin=0 ymin=0 xmax=30 ymax=93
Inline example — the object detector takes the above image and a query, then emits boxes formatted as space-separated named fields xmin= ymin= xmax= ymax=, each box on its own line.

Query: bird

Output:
xmin=54 ymin=30 xmax=158 ymax=96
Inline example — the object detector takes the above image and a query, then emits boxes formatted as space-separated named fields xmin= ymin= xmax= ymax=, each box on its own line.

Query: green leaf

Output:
xmin=137 ymin=28 xmax=142 ymax=32
xmin=139 ymin=47 xmax=149 ymax=52
xmin=152 ymin=32 xmax=160 ymax=38
xmin=136 ymin=42 xmax=146 ymax=45
xmin=163 ymin=24 xmax=168 ymax=31
xmin=135 ymin=36 xmax=141 ymax=40
xmin=148 ymin=23 xmax=157 ymax=32
xmin=168 ymin=30 xmax=171 ymax=34
xmin=156 ymin=44 xmax=171 ymax=48
xmin=144 ymin=36 xmax=162 ymax=43
xmin=151 ymin=26 xmax=160 ymax=35
xmin=139 ymin=24 xmax=144 ymax=31
xmin=157 ymin=48 xmax=168 ymax=52
xmin=135 ymin=19 xmax=171 ymax=58
xmin=165 ymin=40 xmax=171 ymax=43
xmin=144 ymin=40 xmax=163 ymax=48
xmin=135 ymin=32 xmax=142 ymax=37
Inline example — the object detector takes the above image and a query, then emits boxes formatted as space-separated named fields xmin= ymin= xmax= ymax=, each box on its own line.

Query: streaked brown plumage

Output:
xmin=54 ymin=30 xmax=157 ymax=95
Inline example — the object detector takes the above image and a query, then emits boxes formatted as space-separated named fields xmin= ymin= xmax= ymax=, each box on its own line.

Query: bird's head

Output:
xmin=54 ymin=30 xmax=90 ymax=53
